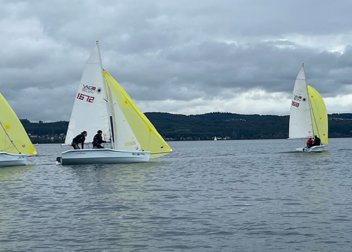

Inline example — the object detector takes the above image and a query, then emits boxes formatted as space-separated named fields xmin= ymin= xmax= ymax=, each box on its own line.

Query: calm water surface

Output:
xmin=0 ymin=139 xmax=352 ymax=251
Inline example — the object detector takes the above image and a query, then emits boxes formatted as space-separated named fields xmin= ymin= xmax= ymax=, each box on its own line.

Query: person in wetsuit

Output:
xmin=92 ymin=130 xmax=106 ymax=149
xmin=72 ymin=131 xmax=87 ymax=149
xmin=313 ymin=135 xmax=321 ymax=146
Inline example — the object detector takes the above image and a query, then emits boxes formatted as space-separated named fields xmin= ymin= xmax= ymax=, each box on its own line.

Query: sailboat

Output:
xmin=59 ymin=42 xmax=172 ymax=165
xmin=0 ymin=93 xmax=37 ymax=167
xmin=289 ymin=64 xmax=328 ymax=152
xmin=214 ymin=136 xmax=217 ymax=141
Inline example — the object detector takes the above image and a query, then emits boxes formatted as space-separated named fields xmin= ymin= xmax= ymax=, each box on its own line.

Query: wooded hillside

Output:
xmin=20 ymin=112 xmax=352 ymax=143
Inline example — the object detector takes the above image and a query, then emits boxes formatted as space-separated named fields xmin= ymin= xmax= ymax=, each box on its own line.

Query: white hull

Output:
xmin=60 ymin=149 xmax=151 ymax=165
xmin=0 ymin=152 xmax=27 ymax=167
xmin=295 ymin=145 xmax=325 ymax=152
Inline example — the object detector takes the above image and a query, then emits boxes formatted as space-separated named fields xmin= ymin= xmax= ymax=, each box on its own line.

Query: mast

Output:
xmin=303 ymin=64 xmax=315 ymax=138
xmin=0 ymin=120 xmax=21 ymax=154
xmin=309 ymin=95 xmax=321 ymax=139
xmin=107 ymin=84 xmax=117 ymax=147
xmin=96 ymin=41 xmax=115 ymax=147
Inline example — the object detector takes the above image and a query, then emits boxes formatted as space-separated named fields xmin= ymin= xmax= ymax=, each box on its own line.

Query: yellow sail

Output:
xmin=104 ymin=70 xmax=172 ymax=158
xmin=308 ymin=86 xmax=328 ymax=144
xmin=0 ymin=93 xmax=37 ymax=155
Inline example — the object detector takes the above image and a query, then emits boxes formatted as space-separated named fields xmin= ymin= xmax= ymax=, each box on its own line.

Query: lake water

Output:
xmin=0 ymin=139 xmax=352 ymax=251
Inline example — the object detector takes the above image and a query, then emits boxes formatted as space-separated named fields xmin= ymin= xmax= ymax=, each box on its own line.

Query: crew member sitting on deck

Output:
xmin=306 ymin=138 xmax=314 ymax=148
xmin=313 ymin=135 xmax=321 ymax=146
xmin=93 ymin=130 xmax=106 ymax=149
xmin=72 ymin=131 xmax=87 ymax=149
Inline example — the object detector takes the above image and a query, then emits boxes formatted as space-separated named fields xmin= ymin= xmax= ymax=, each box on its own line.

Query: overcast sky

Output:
xmin=1 ymin=0 xmax=352 ymax=121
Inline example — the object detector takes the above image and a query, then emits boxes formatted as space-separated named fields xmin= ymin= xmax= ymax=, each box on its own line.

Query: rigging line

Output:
xmin=1 ymin=143 xmax=15 ymax=152
xmin=310 ymin=98 xmax=321 ymax=139
xmin=148 ymin=123 xmax=152 ymax=150
xmin=305 ymin=85 xmax=314 ymax=138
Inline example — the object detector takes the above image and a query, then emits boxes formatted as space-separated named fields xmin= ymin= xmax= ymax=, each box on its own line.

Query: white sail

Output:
xmin=65 ymin=42 xmax=111 ymax=144
xmin=107 ymin=85 xmax=142 ymax=151
xmin=289 ymin=65 xmax=314 ymax=139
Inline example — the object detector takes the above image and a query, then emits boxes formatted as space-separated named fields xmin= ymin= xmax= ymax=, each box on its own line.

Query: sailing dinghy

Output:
xmin=59 ymin=42 xmax=172 ymax=165
xmin=289 ymin=64 xmax=328 ymax=152
xmin=0 ymin=93 xmax=37 ymax=167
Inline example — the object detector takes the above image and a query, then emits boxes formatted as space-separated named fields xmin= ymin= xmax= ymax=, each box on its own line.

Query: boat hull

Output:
xmin=295 ymin=145 xmax=325 ymax=152
xmin=0 ymin=152 xmax=27 ymax=167
xmin=60 ymin=149 xmax=151 ymax=165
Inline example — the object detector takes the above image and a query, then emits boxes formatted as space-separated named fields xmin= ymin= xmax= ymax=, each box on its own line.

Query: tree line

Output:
xmin=20 ymin=112 xmax=352 ymax=143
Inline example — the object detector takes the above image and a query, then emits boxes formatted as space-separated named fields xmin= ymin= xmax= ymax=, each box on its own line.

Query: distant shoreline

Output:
xmin=21 ymin=112 xmax=352 ymax=143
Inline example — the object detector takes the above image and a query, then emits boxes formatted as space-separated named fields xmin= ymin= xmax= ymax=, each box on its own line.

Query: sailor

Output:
xmin=71 ymin=131 xmax=87 ymax=149
xmin=313 ymin=135 xmax=321 ymax=146
xmin=306 ymin=138 xmax=314 ymax=148
xmin=92 ymin=130 xmax=106 ymax=149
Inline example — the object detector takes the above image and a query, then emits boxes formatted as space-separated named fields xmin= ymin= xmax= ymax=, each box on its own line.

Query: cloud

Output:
xmin=138 ymin=89 xmax=291 ymax=115
xmin=1 ymin=0 xmax=352 ymax=121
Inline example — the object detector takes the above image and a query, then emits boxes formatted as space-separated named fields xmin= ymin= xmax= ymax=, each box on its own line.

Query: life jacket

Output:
xmin=307 ymin=138 xmax=314 ymax=145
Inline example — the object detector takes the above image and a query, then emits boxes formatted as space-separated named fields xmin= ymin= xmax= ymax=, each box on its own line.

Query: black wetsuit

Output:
xmin=313 ymin=136 xmax=321 ymax=146
xmin=93 ymin=133 xmax=106 ymax=148
xmin=72 ymin=134 xmax=86 ymax=149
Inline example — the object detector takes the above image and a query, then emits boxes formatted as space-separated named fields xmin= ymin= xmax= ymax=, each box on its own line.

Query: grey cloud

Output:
xmin=106 ymin=41 xmax=350 ymax=101
xmin=1 ymin=0 xmax=352 ymax=121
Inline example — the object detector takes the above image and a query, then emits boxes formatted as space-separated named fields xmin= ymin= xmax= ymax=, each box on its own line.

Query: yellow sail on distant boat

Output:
xmin=0 ymin=93 xmax=36 ymax=167
xmin=308 ymin=85 xmax=328 ymax=145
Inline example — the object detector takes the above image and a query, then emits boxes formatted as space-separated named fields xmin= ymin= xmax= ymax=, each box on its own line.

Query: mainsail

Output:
xmin=308 ymin=85 xmax=328 ymax=144
xmin=289 ymin=66 xmax=314 ymax=139
xmin=65 ymin=42 xmax=111 ymax=144
xmin=104 ymin=70 xmax=173 ymax=158
xmin=0 ymin=93 xmax=37 ymax=155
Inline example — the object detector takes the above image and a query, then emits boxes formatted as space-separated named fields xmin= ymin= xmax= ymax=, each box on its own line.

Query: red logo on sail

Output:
xmin=293 ymin=95 xmax=302 ymax=101
xmin=292 ymin=101 xmax=300 ymax=107
xmin=82 ymin=85 xmax=96 ymax=94
xmin=22 ymin=144 xmax=25 ymax=147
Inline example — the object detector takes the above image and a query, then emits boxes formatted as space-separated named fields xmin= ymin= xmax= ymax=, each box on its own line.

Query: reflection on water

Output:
xmin=0 ymin=139 xmax=352 ymax=251
xmin=0 ymin=164 xmax=34 ymax=179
